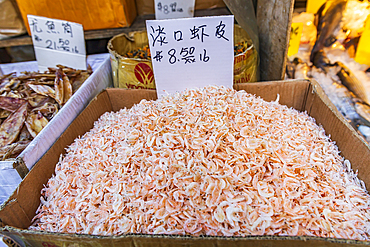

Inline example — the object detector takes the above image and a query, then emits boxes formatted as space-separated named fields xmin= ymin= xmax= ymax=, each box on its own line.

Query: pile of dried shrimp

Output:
xmin=30 ymin=86 xmax=370 ymax=240
xmin=0 ymin=65 xmax=92 ymax=160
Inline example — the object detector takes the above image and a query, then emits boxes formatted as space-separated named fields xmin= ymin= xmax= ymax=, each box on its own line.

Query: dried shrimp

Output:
xmin=30 ymin=86 xmax=370 ymax=240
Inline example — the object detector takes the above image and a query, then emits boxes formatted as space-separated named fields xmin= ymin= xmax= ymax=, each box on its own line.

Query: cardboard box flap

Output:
xmin=0 ymin=156 xmax=51 ymax=227
xmin=0 ymin=199 xmax=30 ymax=229
xmin=1 ymin=226 xmax=369 ymax=246
xmin=234 ymin=79 xmax=310 ymax=111
xmin=108 ymin=88 xmax=157 ymax=112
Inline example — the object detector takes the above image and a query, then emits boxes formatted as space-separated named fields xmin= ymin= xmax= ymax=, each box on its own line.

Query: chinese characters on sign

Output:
xmin=149 ymin=22 xmax=231 ymax=64
xmin=146 ymin=16 xmax=234 ymax=97
xmin=154 ymin=0 xmax=195 ymax=20
xmin=27 ymin=15 xmax=86 ymax=72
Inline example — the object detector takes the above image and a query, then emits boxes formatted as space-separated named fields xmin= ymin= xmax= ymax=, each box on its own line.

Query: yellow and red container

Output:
xmin=108 ymin=25 xmax=259 ymax=89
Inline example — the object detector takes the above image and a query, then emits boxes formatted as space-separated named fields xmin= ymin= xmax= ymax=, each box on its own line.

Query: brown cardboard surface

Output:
xmin=1 ymin=80 xmax=370 ymax=246
xmin=233 ymin=79 xmax=310 ymax=111
xmin=2 ymin=230 xmax=370 ymax=247
xmin=107 ymin=88 xmax=157 ymax=111
xmin=16 ymin=0 xmax=137 ymax=34
xmin=135 ymin=0 xmax=226 ymax=16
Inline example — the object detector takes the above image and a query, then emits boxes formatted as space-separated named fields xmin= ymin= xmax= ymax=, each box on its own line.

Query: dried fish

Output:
xmin=54 ymin=68 xmax=73 ymax=105
xmin=61 ymin=70 xmax=72 ymax=104
xmin=0 ymin=140 xmax=31 ymax=160
xmin=0 ymin=96 xmax=27 ymax=112
xmin=0 ymin=72 xmax=16 ymax=81
xmin=49 ymin=65 xmax=83 ymax=77
xmin=0 ymin=65 xmax=92 ymax=160
xmin=25 ymin=111 xmax=49 ymax=138
xmin=18 ymin=73 xmax=56 ymax=80
xmin=32 ymin=102 xmax=59 ymax=120
xmin=9 ymin=79 xmax=22 ymax=90
xmin=28 ymin=83 xmax=56 ymax=99
xmin=54 ymin=70 xmax=64 ymax=106
xmin=6 ymin=91 xmax=22 ymax=99
xmin=18 ymin=125 xmax=32 ymax=141
xmin=0 ymin=78 xmax=18 ymax=94
xmin=0 ymin=110 xmax=10 ymax=119
xmin=27 ymin=94 xmax=52 ymax=108
xmin=0 ymin=102 xmax=28 ymax=147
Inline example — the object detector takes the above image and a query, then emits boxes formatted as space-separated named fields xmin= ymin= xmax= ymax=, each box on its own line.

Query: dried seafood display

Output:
xmin=30 ymin=86 xmax=370 ymax=240
xmin=287 ymin=0 xmax=370 ymax=141
xmin=0 ymin=65 xmax=92 ymax=160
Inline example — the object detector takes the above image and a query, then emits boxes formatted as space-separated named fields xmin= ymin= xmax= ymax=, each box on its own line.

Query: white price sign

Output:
xmin=146 ymin=15 xmax=234 ymax=97
xmin=155 ymin=0 xmax=195 ymax=20
xmin=27 ymin=15 xmax=86 ymax=72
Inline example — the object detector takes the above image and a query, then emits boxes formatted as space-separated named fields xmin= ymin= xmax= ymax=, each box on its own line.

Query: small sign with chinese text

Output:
xmin=146 ymin=15 xmax=234 ymax=97
xmin=27 ymin=15 xmax=86 ymax=72
xmin=155 ymin=0 xmax=195 ymax=20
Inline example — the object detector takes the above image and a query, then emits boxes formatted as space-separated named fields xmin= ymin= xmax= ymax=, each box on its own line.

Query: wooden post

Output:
xmin=256 ymin=0 xmax=294 ymax=81
xmin=252 ymin=0 xmax=258 ymax=14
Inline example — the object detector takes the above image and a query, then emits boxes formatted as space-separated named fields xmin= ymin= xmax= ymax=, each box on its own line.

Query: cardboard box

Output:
xmin=135 ymin=0 xmax=226 ymax=16
xmin=0 ymin=0 xmax=27 ymax=40
xmin=16 ymin=0 xmax=137 ymax=35
xmin=1 ymin=79 xmax=370 ymax=246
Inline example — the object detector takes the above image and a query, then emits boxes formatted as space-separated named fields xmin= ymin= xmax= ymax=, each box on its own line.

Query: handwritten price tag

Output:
xmin=155 ymin=0 xmax=195 ymax=20
xmin=146 ymin=15 xmax=234 ymax=97
xmin=287 ymin=22 xmax=303 ymax=57
xmin=27 ymin=15 xmax=86 ymax=72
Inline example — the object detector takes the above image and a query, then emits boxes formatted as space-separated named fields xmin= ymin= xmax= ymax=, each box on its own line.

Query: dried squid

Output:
xmin=0 ymin=65 xmax=92 ymax=160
